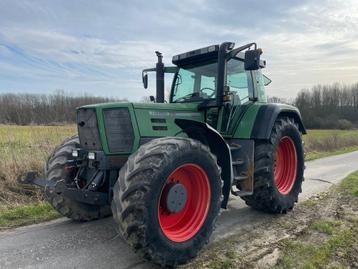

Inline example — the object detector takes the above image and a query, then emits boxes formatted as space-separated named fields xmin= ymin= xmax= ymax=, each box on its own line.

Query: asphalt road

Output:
xmin=1 ymin=151 xmax=357 ymax=269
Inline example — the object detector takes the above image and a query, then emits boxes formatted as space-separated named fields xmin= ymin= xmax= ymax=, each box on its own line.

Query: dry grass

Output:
xmin=0 ymin=125 xmax=75 ymax=209
xmin=304 ymin=129 xmax=358 ymax=160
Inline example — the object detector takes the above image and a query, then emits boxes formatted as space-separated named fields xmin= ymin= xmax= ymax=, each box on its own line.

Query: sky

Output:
xmin=0 ymin=0 xmax=358 ymax=100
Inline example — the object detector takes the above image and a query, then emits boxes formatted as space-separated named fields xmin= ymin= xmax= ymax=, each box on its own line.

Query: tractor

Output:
xmin=20 ymin=42 xmax=305 ymax=267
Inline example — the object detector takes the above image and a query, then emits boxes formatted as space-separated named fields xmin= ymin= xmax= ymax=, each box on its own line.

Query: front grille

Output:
xmin=77 ymin=108 xmax=102 ymax=150
xmin=103 ymin=108 xmax=134 ymax=152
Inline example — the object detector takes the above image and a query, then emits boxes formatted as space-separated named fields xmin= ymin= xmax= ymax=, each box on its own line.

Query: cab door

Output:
xmin=218 ymin=57 xmax=255 ymax=135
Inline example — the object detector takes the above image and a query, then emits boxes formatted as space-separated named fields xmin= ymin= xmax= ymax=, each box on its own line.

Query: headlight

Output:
xmin=88 ymin=152 xmax=96 ymax=160
xmin=72 ymin=150 xmax=79 ymax=157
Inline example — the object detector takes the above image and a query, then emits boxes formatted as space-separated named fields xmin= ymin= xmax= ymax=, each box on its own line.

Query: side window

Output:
xmin=253 ymin=70 xmax=267 ymax=102
xmin=227 ymin=59 xmax=250 ymax=104
xmin=172 ymin=69 xmax=195 ymax=102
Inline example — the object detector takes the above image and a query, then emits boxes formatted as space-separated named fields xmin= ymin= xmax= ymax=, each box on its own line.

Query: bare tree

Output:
xmin=0 ymin=92 xmax=126 ymax=125
xmin=295 ymin=83 xmax=358 ymax=129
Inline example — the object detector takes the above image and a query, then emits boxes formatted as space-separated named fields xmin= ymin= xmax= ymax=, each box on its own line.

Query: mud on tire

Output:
xmin=45 ymin=136 xmax=111 ymax=221
xmin=242 ymin=117 xmax=304 ymax=213
xmin=111 ymin=137 xmax=222 ymax=267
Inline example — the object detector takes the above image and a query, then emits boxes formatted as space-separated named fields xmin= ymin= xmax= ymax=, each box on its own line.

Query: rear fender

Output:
xmin=251 ymin=104 xmax=306 ymax=139
xmin=175 ymin=119 xmax=232 ymax=209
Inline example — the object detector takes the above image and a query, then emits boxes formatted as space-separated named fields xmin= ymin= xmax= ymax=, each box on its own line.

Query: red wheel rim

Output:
xmin=274 ymin=136 xmax=297 ymax=195
xmin=158 ymin=163 xmax=211 ymax=242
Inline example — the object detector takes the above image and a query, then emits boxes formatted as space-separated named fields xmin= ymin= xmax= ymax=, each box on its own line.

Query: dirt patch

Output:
xmin=182 ymin=172 xmax=358 ymax=269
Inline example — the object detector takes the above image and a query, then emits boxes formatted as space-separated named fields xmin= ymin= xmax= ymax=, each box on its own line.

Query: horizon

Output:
xmin=1 ymin=0 xmax=358 ymax=101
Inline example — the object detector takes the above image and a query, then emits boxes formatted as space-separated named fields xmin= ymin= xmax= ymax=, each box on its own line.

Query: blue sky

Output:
xmin=0 ymin=0 xmax=358 ymax=100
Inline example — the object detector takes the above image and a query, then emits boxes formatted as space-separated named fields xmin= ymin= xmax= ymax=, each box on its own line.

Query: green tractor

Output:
xmin=21 ymin=42 xmax=305 ymax=266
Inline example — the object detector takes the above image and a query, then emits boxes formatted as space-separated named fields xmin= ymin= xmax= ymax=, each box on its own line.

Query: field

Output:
xmin=0 ymin=125 xmax=357 ymax=228
xmin=0 ymin=125 xmax=75 ymax=209
xmin=305 ymin=129 xmax=358 ymax=160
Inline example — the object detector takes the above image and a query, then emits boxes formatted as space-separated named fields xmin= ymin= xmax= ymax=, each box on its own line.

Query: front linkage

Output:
xmin=18 ymin=148 xmax=115 ymax=207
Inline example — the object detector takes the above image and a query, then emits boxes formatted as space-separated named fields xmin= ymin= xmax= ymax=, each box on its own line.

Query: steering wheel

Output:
xmin=200 ymin=87 xmax=215 ymax=98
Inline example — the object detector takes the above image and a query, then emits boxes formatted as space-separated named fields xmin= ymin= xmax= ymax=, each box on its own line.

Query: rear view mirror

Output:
xmin=142 ymin=73 xmax=148 ymax=89
xmin=244 ymin=49 xmax=262 ymax=70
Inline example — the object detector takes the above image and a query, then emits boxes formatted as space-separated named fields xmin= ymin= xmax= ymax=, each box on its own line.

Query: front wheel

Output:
xmin=242 ymin=117 xmax=304 ymax=213
xmin=111 ymin=137 xmax=222 ymax=266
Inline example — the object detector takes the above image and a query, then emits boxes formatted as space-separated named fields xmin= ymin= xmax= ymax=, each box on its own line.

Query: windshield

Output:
xmin=170 ymin=57 xmax=256 ymax=104
xmin=171 ymin=62 xmax=217 ymax=103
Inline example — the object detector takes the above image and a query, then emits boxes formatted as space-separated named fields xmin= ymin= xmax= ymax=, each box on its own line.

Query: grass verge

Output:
xmin=0 ymin=202 xmax=60 ymax=231
xmin=305 ymin=145 xmax=358 ymax=160
xmin=269 ymin=171 xmax=358 ymax=269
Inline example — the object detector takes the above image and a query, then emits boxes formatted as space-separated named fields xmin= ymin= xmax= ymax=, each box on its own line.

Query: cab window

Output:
xmin=171 ymin=62 xmax=217 ymax=103
xmin=226 ymin=58 xmax=251 ymax=104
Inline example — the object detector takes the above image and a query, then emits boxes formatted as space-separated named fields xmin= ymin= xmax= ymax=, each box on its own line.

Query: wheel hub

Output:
xmin=163 ymin=183 xmax=187 ymax=213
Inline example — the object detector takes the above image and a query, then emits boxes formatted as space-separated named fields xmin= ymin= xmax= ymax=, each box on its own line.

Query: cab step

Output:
xmin=229 ymin=143 xmax=241 ymax=151
xmin=233 ymin=175 xmax=248 ymax=182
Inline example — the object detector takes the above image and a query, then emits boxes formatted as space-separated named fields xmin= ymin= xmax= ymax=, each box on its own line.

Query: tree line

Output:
xmin=0 ymin=92 xmax=125 ymax=125
xmin=269 ymin=83 xmax=358 ymax=129
xmin=1 ymin=83 xmax=358 ymax=128
xmin=295 ymin=83 xmax=358 ymax=129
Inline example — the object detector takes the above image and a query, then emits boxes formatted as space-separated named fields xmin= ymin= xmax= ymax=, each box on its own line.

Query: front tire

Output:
xmin=111 ymin=137 xmax=222 ymax=266
xmin=45 ymin=136 xmax=111 ymax=221
xmin=242 ymin=117 xmax=304 ymax=213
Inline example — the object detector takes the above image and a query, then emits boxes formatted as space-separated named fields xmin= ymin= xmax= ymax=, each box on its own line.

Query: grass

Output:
xmin=311 ymin=219 xmax=342 ymax=235
xmin=338 ymin=170 xmax=358 ymax=197
xmin=274 ymin=171 xmax=358 ymax=269
xmin=304 ymin=129 xmax=358 ymax=160
xmin=274 ymin=229 xmax=356 ymax=269
xmin=0 ymin=124 xmax=76 ymax=206
xmin=0 ymin=202 xmax=60 ymax=230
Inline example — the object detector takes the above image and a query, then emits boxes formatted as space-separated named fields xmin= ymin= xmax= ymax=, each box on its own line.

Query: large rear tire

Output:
xmin=45 ymin=136 xmax=111 ymax=221
xmin=242 ymin=117 xmax=304 ymax=213
xmin=111 ymin=137 xmax=222 ymax=266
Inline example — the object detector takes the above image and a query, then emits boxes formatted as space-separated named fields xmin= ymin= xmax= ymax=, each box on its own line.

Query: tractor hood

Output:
xmin=77 ymin=102 xmax=205 ymax=155
xmin=132 ymin=102 xmax=204 ymax=137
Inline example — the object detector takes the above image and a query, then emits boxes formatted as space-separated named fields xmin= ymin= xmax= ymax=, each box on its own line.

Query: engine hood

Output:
xmin=77 ymin=101 xmax=205 ymax=154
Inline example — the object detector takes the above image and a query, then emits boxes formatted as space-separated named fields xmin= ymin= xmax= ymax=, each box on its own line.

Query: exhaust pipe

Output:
xmin=155 ymin=51 xmax=165 ymax=103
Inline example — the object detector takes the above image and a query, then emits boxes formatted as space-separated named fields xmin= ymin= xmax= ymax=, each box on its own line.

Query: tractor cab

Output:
xmin=142 ymin=42 xmax=272 ymax=133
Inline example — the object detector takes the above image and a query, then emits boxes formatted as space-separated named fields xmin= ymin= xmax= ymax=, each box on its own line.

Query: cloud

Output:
xmin=0 ymin=0 xmax=357 ymax=100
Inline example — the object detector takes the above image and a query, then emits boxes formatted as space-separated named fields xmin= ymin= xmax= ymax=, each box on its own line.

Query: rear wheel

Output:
xmin=111 ymin=137 xmax=222 ymax=266
xmin=45 ymin=136 xmax=111 ymax=221
xmin=242 ymin=117 xmax=304 ymax=213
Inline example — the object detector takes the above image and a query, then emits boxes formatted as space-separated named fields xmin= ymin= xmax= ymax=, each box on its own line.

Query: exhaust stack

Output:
xmin=155 ymin=51 xmax=165 ymax=103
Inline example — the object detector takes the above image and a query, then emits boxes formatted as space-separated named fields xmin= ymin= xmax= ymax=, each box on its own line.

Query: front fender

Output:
xmin=175 ymin=119 xmax=232 ymax=209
